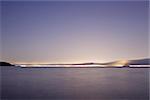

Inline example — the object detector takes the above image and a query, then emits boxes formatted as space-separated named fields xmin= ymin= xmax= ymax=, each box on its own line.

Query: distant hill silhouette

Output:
xmin=71 ymin=62 xmax=98 ymax=65
xmin=102 ymin=58 xmax=150 ymax=66
xmin=0 ymin=62 xmax=15 ymax=66
xmin=128 ymin=58 xmax=150 ymax=65
xmin=1 ymin=58 xmax=149 ymax=67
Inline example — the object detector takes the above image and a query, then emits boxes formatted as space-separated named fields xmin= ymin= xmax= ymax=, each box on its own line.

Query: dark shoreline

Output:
xmin=1 ymin=66 xmax=150 ymax=68
xmin=20 ymin=67 xmax=150 ymax=68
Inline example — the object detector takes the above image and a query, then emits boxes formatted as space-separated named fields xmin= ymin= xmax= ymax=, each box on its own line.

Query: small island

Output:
xmin=0 ymin=62 xmax=15 ymax=66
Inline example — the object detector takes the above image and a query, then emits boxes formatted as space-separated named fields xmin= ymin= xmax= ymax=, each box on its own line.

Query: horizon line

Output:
xmin=1 ymin=57 xmax=149 ymax=65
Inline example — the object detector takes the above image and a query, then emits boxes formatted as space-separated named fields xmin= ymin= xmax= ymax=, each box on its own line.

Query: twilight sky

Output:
xmin=1 ymin=1 xmax=149 ymax=64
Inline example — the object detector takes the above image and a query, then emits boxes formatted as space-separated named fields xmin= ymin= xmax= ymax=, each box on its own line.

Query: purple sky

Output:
xmin=1 ymin=1 xmax=149 ymax=64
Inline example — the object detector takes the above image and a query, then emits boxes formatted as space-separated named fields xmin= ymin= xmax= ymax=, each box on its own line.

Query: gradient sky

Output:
xmin=1 ymin=1 xmax=149 ymax=64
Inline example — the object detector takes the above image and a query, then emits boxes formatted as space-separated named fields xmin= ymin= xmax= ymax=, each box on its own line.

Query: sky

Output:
xmin=1 ymin=1 xmax=149 ymax=64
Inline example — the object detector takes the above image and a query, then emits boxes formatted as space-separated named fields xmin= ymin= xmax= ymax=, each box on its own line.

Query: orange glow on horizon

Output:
xmin=111 ymin=60 xmax=129 ymax=66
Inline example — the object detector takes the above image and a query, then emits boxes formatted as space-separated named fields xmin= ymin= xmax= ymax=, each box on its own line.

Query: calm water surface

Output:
xmin=1 ymin=67 xmax=149 ymax=100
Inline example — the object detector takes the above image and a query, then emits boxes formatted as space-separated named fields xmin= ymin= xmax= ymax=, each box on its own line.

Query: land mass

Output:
xmin=1 ymin=58 xmax=150 ymax=68
xmin=0 ymin=62 xmax=15 ymax=66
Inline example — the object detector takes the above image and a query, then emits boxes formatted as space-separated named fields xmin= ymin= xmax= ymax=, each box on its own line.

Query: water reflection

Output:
xmin=1 ymin=67 xmax=149 ymax=100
